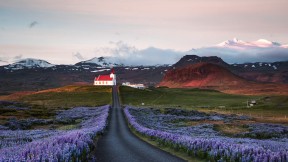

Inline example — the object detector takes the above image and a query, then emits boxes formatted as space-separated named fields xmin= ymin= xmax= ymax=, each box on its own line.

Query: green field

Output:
xmin=119 ymin=86 xmax=288 ymax=123
xmin=19 ymin=85 xmax=112 ymax=108
xmin=0 ymin=85 xmax=112 ymax=124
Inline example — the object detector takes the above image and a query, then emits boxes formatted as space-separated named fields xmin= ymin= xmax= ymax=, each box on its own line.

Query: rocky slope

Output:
xmin=159 ymin=62 xmax=288 ymax=95
xmin=160 ymin=63 xmax=246 ymax=87
xmin=173 ymin=55 xmax=288 ymax=83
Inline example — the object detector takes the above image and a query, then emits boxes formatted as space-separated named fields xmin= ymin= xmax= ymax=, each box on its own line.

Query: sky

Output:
xmin=0 ymin=0 xmax=288 ymax=65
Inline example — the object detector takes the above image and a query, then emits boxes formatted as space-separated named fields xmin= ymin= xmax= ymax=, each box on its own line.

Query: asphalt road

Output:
xmin=95 ymin=86 xmax=185 ymax=162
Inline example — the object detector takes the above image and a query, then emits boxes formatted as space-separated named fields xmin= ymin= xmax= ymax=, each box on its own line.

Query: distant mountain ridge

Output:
xmin=1 ymin=55 xmax=288 ymax=84
xmin=0 ymin=54 xmax=287 ymax=94
xmin=217 ymin=38 xmax=287 ymax=48
xmin=4 ymin=58 xmax=54 ymax=70
xmin=75 ymin=56 xmax=124 ymax=67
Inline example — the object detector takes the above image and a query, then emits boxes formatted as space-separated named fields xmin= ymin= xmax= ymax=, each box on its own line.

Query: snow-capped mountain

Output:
xmin=5 ymin=58 xmax=54 ymax=70
xmin=217 ymin=38 xmax=287 ymax=48
xmin=189 ymin=38 xmax=288 ymax=63
xmin=75 ymin=56 xmax=124 ymax=67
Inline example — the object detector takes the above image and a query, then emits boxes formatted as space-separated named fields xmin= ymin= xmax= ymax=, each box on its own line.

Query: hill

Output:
xmin=172 ymin=55 xmax=229 ymax=68
xmin=4 ymin=58 xmax=54 ymax=70
xmin=159 ymin=63 xmax=288 ymax=95
xmin=173 ymin=55 xmax=288 ymax=84
xmin=160 ymin=63 xmax=245 ymax=87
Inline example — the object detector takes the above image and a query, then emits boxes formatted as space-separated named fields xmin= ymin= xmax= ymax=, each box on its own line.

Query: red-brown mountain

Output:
xmin=160 ymin=63 xmax=245 ymax=87
xmin=173 ymin=55 xmax=288 ymax=84
xmin=172 ymin=55 xmax=229 ymax=68
xmin=159 ymin=62 xmax=288 ymax=95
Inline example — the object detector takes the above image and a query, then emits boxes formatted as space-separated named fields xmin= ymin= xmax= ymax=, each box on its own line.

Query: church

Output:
xmin=94 ymin=69 xmax=116 ymax=86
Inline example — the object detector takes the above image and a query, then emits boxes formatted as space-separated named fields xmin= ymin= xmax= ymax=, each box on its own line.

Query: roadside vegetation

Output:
xmin=120 ymin=86 xmax=288 ymax=161
xmin=0 ymin=85 xmax=111 ymax=126
xmin=124 ymin=107 xmax=288 ymax=161
xmin=119 ymin=86 xmax=288 ymax=124
xmin=0 ymin=85 xmax=112 ymax=161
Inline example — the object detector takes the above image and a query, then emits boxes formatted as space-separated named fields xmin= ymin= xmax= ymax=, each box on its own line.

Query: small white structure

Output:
xmin=94 ymin=69 xmax=116 ymax=86
xmin=247 ymin=100 xmax=257 ymax=108
xmin=122 ymin=82 xmax=145 ymax=89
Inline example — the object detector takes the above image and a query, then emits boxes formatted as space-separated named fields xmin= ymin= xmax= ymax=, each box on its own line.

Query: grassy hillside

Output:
xmin=119 ymin=86 xmax=288 ymax=123
xmin=19 ymin=85 xmax=112 ymax=108
xmin=120 ymin=86 xmax=255 ymax=107
xmin=0 ymin=85 xmax=112 ymax=124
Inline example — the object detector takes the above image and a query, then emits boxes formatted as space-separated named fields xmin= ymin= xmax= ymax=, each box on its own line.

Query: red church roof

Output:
xmin=95 ymin=75 xmax=113 ymax=81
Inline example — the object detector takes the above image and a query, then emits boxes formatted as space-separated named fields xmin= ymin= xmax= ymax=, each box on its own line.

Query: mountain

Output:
xmin=229 ymin=61 xmax=288 ymax=83
xmin=172 ymin=55 xmax=229 ymax=68
xmin=171 ymin=55 xmax=288 ymax=84
xmin=189 ymin=38 xmax=288 ymax=64
xmin=159 ymin=63 xmax=288 ymax=95
xmin=0 ymin=54 xmax=287 ymax=94
xmin=75 ymin=56 xmax=124 ymax=67
xmin=0 ymin=57 xmax=171 ymax=93
xmin=3 ymin=59 xmax=54 ymax=70
xmin=217 ymin=38 xmax=286 ymax=48
xmin=160 ymin=63 xmax=246 ymax=88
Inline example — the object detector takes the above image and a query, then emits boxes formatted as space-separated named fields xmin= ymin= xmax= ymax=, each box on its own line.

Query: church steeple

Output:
xmin=110 ymin=68 xmax=116 ymax=85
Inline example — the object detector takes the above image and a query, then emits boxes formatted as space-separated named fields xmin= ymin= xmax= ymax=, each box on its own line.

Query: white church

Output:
xmin=94 ymin=68 xmax=116 ymax=86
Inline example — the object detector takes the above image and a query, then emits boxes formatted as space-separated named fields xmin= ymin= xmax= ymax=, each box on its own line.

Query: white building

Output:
xmin=122 ymin=82 xmax=145 ymax=89
xmin=94 ymin=69 xmax=116 ymax=86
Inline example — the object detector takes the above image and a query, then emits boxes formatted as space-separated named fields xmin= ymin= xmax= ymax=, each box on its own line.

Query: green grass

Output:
xmin=57 ymin=124 xmax=79 ymax=130
xmin=120 ymin=86 xmax=288 ymax=161
xmin=0 ymin=85 xmax=112 ymax=123
xmin=119 ymin=86 xmax=288 ymax=123
xmin=19 ymin=85 xmax=112 ymax=108
xmin=120 ymin=86 xmax=256 ymax=108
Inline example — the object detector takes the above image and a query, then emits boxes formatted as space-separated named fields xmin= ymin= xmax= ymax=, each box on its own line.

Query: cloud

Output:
xmin=190 ymin=46 xmax=288 ymax=64
xmin=94 ymin=41 xmax=183 ymax=66
xmin=0 ymin=59 xmax=8 ymax=63
xmin=13 ymin=54 xmax=23 ymax=61
xmin=29 ymin=21 xmax=38 ymax=28
xmin=0 ymin=55 xmax=24 ymax=66
xmin=92 ymin=40 xmax=288 ymax=66
xmin=73 ymin=52 xmax=85 ymax=60
xmin=0 ymin=56 xmax=9 ymax=66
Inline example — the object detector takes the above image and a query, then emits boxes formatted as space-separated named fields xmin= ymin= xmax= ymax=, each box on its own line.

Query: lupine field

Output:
xmin=0 ymin=105 xmax=110 ymax=161
xmin=124 ymin=107 xmax=288 ymax=162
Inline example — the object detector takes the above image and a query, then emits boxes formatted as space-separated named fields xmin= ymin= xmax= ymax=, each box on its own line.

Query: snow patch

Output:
xmin=217 ymin=38 xmax=283 ymax=48
xmin=91 ymin=69 xmax=110 ymax=73
xmin=7 ymin=58 xmax=54 ymax=70
xmin=78 ymin=56 xmax=123 ymax=67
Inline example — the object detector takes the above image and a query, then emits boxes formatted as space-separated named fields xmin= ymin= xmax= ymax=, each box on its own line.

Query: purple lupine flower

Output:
xmin=0 ymin=105 xmax=110 ymax=161
xmin=124 ymin=107 xmax=288 ymax=162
